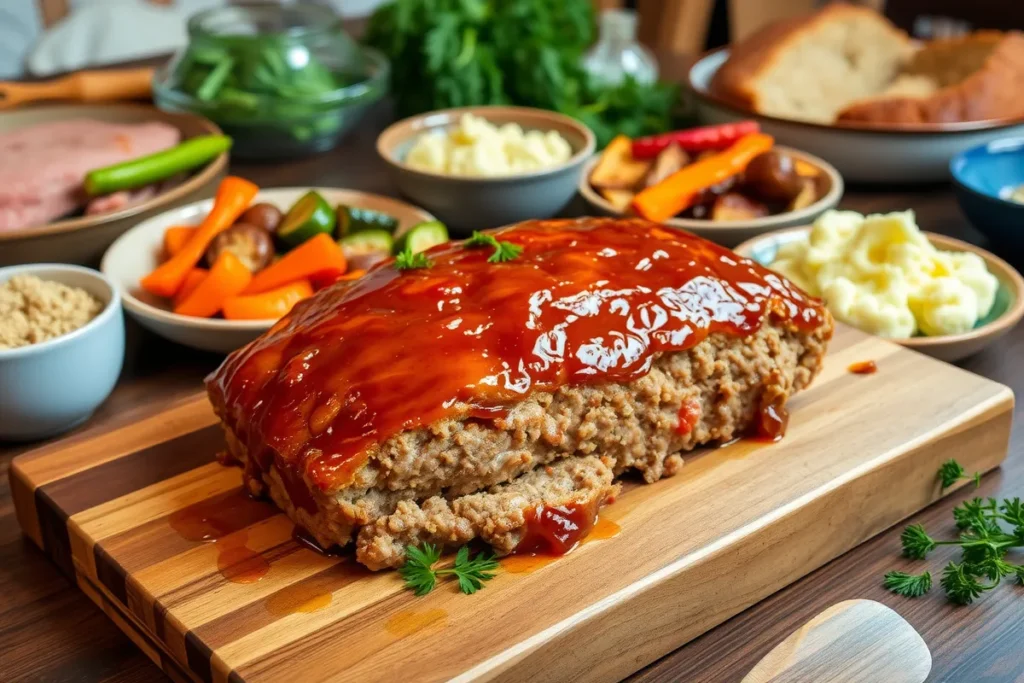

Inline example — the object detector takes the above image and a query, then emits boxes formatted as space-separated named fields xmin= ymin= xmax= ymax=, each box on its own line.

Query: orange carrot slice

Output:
xmin=173 ymin=252 xmax=252 ymax=318
xmin=244 ymin=233 xmax=346 ymax=295
xmin=172 ymin=267 xmax=208 ymax=308
xmin=632 ymin=133 xmax=775 ymax=222
xmin=223 ymin=280 xmax=314 ymax=320
xmin=163 ymin=225 xmax=198 ymax=257
xmin=142 ymin=176 xmax=259 ymax=298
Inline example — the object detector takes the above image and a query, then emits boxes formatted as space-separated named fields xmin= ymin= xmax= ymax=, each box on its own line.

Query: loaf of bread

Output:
xmin=710 ymin=3 xmax=1024 ymax=126
xmin=838 ymin=31 xmax=1024 ymax=124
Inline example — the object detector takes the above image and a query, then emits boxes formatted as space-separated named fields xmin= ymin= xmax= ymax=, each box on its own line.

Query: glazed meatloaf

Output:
xmin=206 ymin=218 xmax=833 ymax=570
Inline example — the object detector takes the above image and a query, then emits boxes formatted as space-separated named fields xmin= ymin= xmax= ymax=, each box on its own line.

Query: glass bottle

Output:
xmin=581 ymin=9 xmax=659 ymax=86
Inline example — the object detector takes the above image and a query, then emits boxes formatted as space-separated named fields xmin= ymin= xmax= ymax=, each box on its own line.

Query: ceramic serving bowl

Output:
xmin=577 ymin=145 xmax=843 ymax=247
xmin=688 ymin=49 xmax=1024 ymax=183
xmin=951 ymin=137 xmax=1024 ymax=252
xmin=101 ymin=187 xmax=434 ymax=354
xmin=0 ymin=264 xmax=124 ymax=441
xmin=377 ymin=106 xmax=596 ymax=233
xmin=734 ymin=227 xmax=1024 ymax=363
xmin=0 ymin=104 xmax=228 ymax=268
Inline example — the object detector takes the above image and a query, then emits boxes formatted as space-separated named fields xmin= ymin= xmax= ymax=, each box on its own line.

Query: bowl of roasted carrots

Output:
xmin=578 ymin=121 xmax=844 ymax=246
xmin=101 ymin=177 xmax=437 ymax=352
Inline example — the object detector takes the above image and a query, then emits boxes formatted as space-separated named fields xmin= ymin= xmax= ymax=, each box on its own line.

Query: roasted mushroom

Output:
xmin=237 ymin=203 xmax=284 ymax=233
xmin=711 ymin=193 xmax=770 ymax=221
xmin=743 ymin=151 xmax=803 ymax=202
xmin=205 ymin=223 xmax=275 ymax=272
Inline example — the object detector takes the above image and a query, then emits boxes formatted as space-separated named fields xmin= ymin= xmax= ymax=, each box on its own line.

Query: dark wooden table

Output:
xmin=1 ymin=105 xmax=1022 ymax=682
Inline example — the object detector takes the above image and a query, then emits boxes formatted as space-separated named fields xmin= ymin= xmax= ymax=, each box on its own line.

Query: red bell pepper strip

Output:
xmin=631 ymin=121 xmax=760 ymax=158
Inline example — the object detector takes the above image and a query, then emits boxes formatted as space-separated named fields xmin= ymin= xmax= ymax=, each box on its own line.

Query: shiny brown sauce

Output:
xmin=208 ymin=218 xmax=825 ymax=493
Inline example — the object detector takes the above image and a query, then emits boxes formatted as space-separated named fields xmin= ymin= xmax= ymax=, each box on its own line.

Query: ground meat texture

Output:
xmin=221 ymin=315 xmax=832 ymax=566
xmin=355 ymin=456 xmax=619 ymax=570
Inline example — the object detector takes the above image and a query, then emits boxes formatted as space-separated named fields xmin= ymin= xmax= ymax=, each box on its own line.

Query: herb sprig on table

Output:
xmin=884 ymin=459 xmax=1023 ymax=604
xmin=400 ymin=544 xmax=499 ymax=596
xmin=364 ymin=0 xmax=684 ymax=147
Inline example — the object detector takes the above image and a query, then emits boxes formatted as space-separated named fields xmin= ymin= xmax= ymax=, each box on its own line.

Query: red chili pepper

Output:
xmin=631 ymin=121 xmax=761 ymax=158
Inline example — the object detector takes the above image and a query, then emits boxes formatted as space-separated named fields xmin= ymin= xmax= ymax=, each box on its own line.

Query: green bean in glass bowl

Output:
xmin=153 ymin=3 xmax=388 ymax=160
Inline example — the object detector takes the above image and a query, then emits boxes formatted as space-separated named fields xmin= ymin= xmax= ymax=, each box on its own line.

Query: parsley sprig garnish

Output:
xmin=884 ymin=459 xmax=1023 ymax=604
xmin=939 ymin=458 xmax=982 ymax=489
xmin=394 ymin=248 xmax=432 ymax=271
xmin=399 ymin=544 xmax=499 ymax=596
xmin=465 ymin=231 xmax=523 ymax=263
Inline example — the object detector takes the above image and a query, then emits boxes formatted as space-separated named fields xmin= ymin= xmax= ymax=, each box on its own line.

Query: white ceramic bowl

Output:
xmin=101 ymin=187 xmax=434 ymax=354
xmin=0 ymin=264 xmax=124 ymax=440
xmin=578 ymin=145 xmax=843 ymax=247
xmin=735 ymin=226 xmax=1024 ymax=363
xmin=688 ymin=49 xmax=1024 ymax=183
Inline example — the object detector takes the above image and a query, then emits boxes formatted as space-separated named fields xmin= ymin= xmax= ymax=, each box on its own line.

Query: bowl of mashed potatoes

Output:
xmin=377 ymin=106 xmax=595 ymax=231
xmin=735 ymin=210 xmax=1024 ymax=362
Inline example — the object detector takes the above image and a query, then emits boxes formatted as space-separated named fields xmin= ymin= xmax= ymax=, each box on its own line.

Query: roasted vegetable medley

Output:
xmin=589 ymin=122 xmax=829 ymax=222
xmin=141 ymin=177 xmax=449 ymax=321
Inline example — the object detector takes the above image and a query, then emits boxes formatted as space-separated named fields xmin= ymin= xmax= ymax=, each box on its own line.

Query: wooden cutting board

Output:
xmin=10 ymin=324 xmax=1014 ymax=683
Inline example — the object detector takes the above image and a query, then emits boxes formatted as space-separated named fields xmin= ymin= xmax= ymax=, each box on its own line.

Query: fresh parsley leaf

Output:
xmin=399 ymin=543 xmax=442 ymax=596
xmin=447 ymin=546 xmax=499 ymax=594
xmin=465 ymin=230 xmax=523 ymax=263
xmin=901 ymin=524 xmax=937 ymax=560
xmin=885 ymin=460 xmax=1023 ymax=606
xmin=487 ymin=241 xmax=523 ymax=263
xmin=465 ymin=231 xmax=499 ymax=249
xmin=400 ymin=543 xmax=499 ymax=596
xmin=938 ymin=458 xmax=981 ymax=489
xmin=941 ymin=562 xmax=989 ymax=605
xmin=395 ymin=248 xmax=432 ymax=271
xmin=883 ymin=570 xmax=932 ymax=598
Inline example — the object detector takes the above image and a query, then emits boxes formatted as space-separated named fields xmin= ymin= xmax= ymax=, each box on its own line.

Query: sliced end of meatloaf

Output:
xmin=356 ymin=455 xmax=620 ymax=570
xmin=219 ymin=313 xmax=832 ymax=567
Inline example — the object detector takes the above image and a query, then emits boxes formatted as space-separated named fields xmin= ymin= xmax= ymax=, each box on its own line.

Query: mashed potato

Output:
xmin=769 ymin=210 xmax=998 ymax=338
xmin=405 ymin=113 xmax=573 ymax=177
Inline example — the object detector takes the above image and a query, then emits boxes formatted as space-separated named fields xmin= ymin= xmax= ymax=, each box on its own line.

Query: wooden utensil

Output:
xmin=0 ymin=67 xmax=154 ymax=110
xmin=742 ymin=600 xmax=932 ymax=683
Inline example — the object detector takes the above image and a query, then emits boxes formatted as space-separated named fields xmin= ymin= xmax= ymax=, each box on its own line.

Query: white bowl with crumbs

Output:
xmin=0 ymin=264 xmax=124 ymax=441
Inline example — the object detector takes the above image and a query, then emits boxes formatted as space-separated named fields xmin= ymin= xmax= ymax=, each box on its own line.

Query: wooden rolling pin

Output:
xmin=0 ymin=67 xmax=155 ymax=110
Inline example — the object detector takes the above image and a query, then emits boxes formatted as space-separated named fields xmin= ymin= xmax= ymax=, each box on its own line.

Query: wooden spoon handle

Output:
xmin=0 ymin=67 xmax=154 ymax=109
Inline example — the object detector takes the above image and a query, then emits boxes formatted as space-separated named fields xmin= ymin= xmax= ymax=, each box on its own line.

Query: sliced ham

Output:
xmin=0 ymin=119 xmax=180 ymax=232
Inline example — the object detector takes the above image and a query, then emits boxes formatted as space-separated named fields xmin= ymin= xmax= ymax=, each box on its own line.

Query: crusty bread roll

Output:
xmin=837 ymin=31 xmax=1024 ymax=124
xmin=710 ymin=4 xmax=914 ymax=124
xmin=710 ymin=3 xmax=1024 ymax=126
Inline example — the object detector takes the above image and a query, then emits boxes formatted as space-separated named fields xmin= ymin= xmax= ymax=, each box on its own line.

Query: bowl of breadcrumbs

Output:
xmin=0 ymin=264 xmax=124 ymax=441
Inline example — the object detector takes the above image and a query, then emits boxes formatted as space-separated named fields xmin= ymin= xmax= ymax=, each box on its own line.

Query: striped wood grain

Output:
xmin=9 ymin=325 xmax=1014 ymax=683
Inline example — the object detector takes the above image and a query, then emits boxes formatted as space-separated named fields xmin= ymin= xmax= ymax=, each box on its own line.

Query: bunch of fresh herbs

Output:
xmin=364 ymin=0 xmax=683 ymax=147
xmin=884 ymin=459 xmax=1023 ymax=605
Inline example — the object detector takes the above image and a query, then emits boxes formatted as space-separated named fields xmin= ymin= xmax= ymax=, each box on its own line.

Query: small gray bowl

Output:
xmin=377 ymin=106 xmax=596 ymax=233
xmin=0 ymin=264 xmax=125 ymax=441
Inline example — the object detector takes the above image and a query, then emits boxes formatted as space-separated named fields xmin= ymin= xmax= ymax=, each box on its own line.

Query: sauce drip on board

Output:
xmin=208 ymin=218 xmax=826 ymax=492
xmin=848 ymin=360 xmax=878 ymax=375
xmin=168 ymin=491 xmax=274 ymax=584
xmin=513 ymin=502 xmax=598 ymax=556
xmin=502 ymin=512 xmax=622 ymax=574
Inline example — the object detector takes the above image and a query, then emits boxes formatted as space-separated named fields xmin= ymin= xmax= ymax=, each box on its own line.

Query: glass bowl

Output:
xmin=153 ymin=3 xmax=388 ymax=160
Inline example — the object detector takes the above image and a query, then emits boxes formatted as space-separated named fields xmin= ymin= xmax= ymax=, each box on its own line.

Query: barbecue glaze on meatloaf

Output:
xmin=206 ymin=218 xmax=833 ymax=569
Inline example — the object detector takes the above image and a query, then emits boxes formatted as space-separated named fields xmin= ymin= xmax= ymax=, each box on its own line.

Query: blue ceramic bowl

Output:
xmin=951 ymin=137 xmax=1024 ymax=250
xmin=0 ymin=265 xmax=125 ymax=441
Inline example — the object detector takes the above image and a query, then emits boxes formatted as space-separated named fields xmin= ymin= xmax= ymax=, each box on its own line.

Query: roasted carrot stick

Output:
xmin=163 ymin=225 xmax=198 ymax=257
xmin=243 ymin=233 xmax=346 ymax=295
xmin=142 ymin=176 xmax=259 ymax=298
xmin=632 ymin=133 xmax=775 ymax=222
xmin=172 ymin=267 xmax=208 ymax=308
xmin=223 ymin=280 xmax=314 ymax=320
xmin=312 ymin=269 xmax=366 ymax=288
xmin=174 ymin=252 xmax=252 ymax=318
